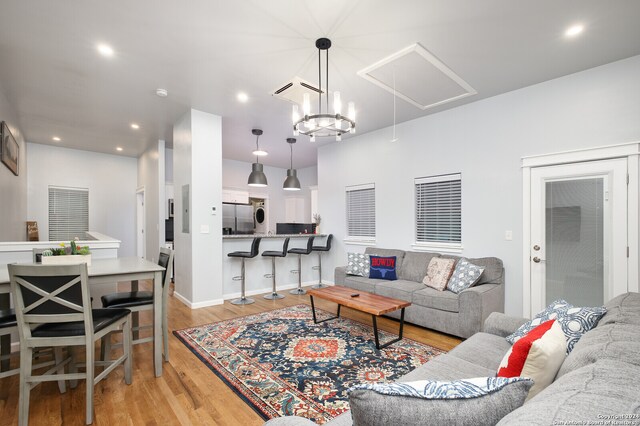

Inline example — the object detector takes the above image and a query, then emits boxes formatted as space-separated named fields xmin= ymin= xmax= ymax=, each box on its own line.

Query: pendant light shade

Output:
xmin=248 ymin=129 xmax=268 ymax=187
xmin=283 ymin=138 xmax=301 ymax=191
xmin=248 ymin=162 xmax=268 ymax=187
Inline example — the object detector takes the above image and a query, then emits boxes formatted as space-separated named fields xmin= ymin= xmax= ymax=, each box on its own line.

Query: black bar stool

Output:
xmin=261 ymin=238 xmax=290 ymax=300
xmin=228 ymin=237 xmax=261 ymax=305
xmin=288 ymin=236 xmax=314 ymax=295
xmin=311 ymin=234 xmax=333 ymax=289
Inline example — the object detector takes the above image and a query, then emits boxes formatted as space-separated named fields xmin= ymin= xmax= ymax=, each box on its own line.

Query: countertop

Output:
xmin=223 ymin=234 xmax=327 ymax=239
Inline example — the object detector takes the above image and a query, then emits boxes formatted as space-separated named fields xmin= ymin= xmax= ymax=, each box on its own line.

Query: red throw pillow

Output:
xmin=497 ymin=319 xmax=566 ymax=400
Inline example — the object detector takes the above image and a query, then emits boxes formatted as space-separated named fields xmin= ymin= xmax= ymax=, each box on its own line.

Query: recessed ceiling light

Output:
xmin=237 ymin=92 xmax=249 ymax=103
xmin=97 ymin=43 xmax=114 ymax=57
xmin=252 ymin=149 xmax=268 ymax=157
xmin=130 ymin=123 xmax=140 ymax=129
xmin=116 ymin=147 xmax=123 ymax=152
xmin=52 ymin=136 xmax=61 ymax=142
xmin=565 ymin=24 xmax=584 ymax=37
xmin=156 ymin=88 xmax=168 ymax=97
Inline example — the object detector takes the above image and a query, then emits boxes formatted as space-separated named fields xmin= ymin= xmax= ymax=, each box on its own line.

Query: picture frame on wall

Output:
xmin=1 ymin=121 xmax=19 ymax=176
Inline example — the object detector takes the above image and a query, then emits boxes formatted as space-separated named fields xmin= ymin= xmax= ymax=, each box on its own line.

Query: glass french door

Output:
xmin=529 ymin=159 xmax=628 ymax=314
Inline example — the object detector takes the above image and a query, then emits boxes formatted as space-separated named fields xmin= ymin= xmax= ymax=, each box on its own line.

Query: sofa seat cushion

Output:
xmin=448 ymin=332 xmax=512 ymax=371
xmin=498 ymin=359 xmax=640 ymax=425
xmin=399 ymin=251 xmax=440 ymax=282
xmin=412 ymin=287 xmax=459 ymax=313
xmin=556 ymin=322 xmax=640 ymax=377
xmin=375 ymin=280 xmax=424 ymax=301
xmin=400 ymin=354 xmax=497 ymax=382
xmin=343 ymin=276 xmax=386 ymax=293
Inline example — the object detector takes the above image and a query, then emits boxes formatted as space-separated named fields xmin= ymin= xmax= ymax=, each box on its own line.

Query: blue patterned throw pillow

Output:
xmin=369 ymin=255 xmax=397 ymax=280
xmin=506 ymin=299 xmax=571 ymax=344
xmin=346 ymin=252 xmax=369 ymax=277
xmin=446 ymin=258 xmax=485 ymax=294
xmin=349 ymin=377 xmax=533 ymax=400
xmin=556 ymin=306 xmax=607 ymax=354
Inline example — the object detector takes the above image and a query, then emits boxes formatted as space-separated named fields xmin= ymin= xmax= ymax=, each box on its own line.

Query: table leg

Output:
xmin=0 ymin=294 xmax=9 ymax=371
xmin=153 ymin=271 xmax=163 ymax=377
xmin=131 ymin=280 xmax=139 ymax=340
xmin=309 ymin=295 xmax=341 ymax=324
xmin=372 ymin=308 xmax=406 ymax=350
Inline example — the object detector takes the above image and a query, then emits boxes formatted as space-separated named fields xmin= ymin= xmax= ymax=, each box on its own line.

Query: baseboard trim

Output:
xmin=173 ymin=291 xmax=224 ymax=309
xmin=223 ymin=281 xmax=335 ymax=300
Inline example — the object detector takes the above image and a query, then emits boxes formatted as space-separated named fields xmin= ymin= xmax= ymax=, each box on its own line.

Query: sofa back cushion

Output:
xmin=399 ymin=251 xmax=440 ymax=282
xmin=468 ymin=257 xmax=504 ymax=285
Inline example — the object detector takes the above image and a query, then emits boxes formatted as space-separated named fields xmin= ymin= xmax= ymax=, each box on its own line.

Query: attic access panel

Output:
xmin=358 ymin=43 xmax=477 ymax=110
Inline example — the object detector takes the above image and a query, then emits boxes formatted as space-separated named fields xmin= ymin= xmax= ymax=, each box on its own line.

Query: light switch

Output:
xmin=505 ymin=230 xmax=513 ymax=241
xmin=200 ymin=225 xmax=210 ymax=234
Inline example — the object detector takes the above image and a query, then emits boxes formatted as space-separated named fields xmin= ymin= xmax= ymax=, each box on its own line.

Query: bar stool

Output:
xmin=228 ymin=237 xmax=261 ymax=305
xmin=311 ymin=234 xmax=333 ymax=289
xmin=261 ymin=238 xmax=290 ymax=300
xmin=288 ymin=236 xmax=315 ymax=295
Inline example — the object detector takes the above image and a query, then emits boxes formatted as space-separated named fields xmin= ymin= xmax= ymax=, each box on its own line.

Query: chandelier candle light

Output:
xmin=283 ymin=138 xmax=301 ymax=191
xmin=292 ymin=38 xmax=356 ymax=142
xmin=248 ymin=129 xmax=268 ymax=187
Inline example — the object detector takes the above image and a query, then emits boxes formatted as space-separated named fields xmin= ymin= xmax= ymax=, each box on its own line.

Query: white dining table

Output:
xmin=0 ymin=257 xmax=166 ymax=377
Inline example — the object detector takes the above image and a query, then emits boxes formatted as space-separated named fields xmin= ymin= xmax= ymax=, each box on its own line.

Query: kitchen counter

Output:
xmin=223 ymin=233 xmax=327 ymax=239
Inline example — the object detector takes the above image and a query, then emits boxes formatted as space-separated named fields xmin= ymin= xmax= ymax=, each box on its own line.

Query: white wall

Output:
xmin=222 ymin=158 xmax=318 ymax=232
xmin=0 ymin=83 xmax=28 ymax=241
xmin=173 ymin=109 xmax=223 ymax=307
xmin=318 ymin=55 xmax=640 ymax=317
xmin=26 ymin=143 xmax=138 ymax=256
xmin=137 ymin=140 xmax=166 ymax=261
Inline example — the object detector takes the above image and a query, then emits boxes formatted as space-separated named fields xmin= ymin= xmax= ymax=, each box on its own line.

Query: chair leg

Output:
xmin=85 ymin=342 xmax=94 ymax=425
xmin=312 ymin=252 xmax=328 ymax=289
xmin=264 ymin=257 xmax=284 ymax=300
xmin=232 ymin=258 xmax=255 ymax=305
xmin=19 ymin=347 xmax=33 ymax=426
xmin=290 ymin=254 xmax=307 ymax=295
xmin=162 ymin=293 xmax=170 ymax=362
xmin=69 ymin=347 xmax=79 ymax=389
xmin=132 ymin=311 xmax=140 ymax=341
xmin=123 ymin=318 xmax=132 ymax=385
xmin=54 ymin=347 xmax=67 ymax=394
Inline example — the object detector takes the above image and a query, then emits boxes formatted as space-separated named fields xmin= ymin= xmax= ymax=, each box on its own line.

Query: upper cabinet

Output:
xmin=222 ymin=189 xmax=249 ymax=204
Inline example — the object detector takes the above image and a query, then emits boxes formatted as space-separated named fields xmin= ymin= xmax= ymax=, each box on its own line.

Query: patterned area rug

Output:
xmin=173 ymin=304 xmax=445 ymax=424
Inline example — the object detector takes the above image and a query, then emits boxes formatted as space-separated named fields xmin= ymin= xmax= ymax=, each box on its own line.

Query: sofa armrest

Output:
xmin=458 ymin=283 xmax=505 ymax=338
xmin=334 ymin=266 xmax=347 ymax=285
xmin=483 ymin=312 xmax=528 ymax=338
xmin=264 ymin=417 xmax=317 ymax=426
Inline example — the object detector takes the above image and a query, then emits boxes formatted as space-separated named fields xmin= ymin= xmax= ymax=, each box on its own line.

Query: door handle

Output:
xmin=532 ymin=256 xmax=545 ymax=263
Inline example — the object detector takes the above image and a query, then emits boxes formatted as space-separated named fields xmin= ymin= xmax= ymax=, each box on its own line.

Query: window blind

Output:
xmin=415 ymin=174 xmax=461 ymax=243
xmin=48 ymin=186 xmax=89 ymax=241
xmin=346 ymin=183 xmax=376 ymax=239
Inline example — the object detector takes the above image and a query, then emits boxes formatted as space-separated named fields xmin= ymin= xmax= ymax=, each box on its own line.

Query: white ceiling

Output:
xmin=1 ymin=1 xmax=639 ymax=168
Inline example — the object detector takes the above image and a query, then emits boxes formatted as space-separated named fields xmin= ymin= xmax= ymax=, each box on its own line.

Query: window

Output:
xmin=346 ymin=183 xmax=376 ymax=241
xmin=415 ymin=173 xmax=461 ymax=250
xmin=48 ymin=186 xmax=89 ymax=241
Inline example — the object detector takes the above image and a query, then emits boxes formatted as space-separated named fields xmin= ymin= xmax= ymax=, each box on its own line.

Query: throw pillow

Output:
xmin=497 ymin=320 xmax=567 ymax=401
xmin=346 ymin=252 xmax=369 ymax=277
xmin=348 ymin=377 xmax=533 ymax=425
xmin=423 ymin=257 xmax=456 ymax=291
xmin=368 ymin=255 xmax=397 ymax=280
xmin=506 ymin=299 xmax=572 ymax=344
xmin=446 ymin=258 xmax=485 ymax=294
xmin=555 ymin=306 xmax=607 ymax=354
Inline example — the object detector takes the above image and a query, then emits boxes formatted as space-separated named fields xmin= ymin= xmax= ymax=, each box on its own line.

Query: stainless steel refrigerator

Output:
xmin=222 ymin=203 xmax=254 ymax=234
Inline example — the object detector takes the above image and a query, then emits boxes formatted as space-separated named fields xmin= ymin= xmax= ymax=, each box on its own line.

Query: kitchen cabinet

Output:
xmin=285 ymin=197 xmax=305 ymax=223
xmin=222 ymin=189 xmax=249 ymax=204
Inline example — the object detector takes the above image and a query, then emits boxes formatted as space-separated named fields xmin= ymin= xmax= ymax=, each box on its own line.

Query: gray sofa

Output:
xmin=265 ymin=292 xmax=640 ymax=426
xmin=334 ymin=248 xmax=505 ymax=338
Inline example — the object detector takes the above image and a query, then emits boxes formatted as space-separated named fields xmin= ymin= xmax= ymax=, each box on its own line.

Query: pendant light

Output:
xmin=283 ymin=138 xmax=301 ymax=191
xmin=248 ymin=129 xmax=268 ymax=187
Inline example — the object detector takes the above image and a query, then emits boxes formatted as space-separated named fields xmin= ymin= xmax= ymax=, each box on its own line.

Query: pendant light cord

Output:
xmin=255 ymin=134 xmax=260 ymax=163
xmin=318 ymin=47 xmax=322 ymax=114
xmin=290 ymin=143 xmax=294 ymax=169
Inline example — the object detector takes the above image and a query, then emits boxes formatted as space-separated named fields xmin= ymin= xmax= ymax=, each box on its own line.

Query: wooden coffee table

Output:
xmin=307 ymin=285 xmax=411 ymax=350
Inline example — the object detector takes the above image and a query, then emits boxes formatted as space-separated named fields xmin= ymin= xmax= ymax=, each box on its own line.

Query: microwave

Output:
xmin=168 ymin=199 xmax=174 ymax=218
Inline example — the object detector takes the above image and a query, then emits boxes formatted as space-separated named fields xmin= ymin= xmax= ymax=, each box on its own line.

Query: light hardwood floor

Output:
xmin=0 ymin=282 xmax=461 ymax=426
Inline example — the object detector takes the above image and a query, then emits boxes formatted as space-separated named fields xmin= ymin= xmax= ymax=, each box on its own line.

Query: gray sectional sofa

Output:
xmin=334 ymin=247 xmax=505 ymax=338
xmin=265 ymin=292 xmax=640 ymax=426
